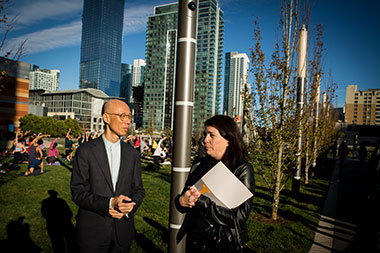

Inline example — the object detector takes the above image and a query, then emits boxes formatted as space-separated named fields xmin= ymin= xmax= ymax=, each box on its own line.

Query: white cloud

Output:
xmin=123 ymin=4 xmax=155 ymax=34
xmin=5 ymin=1 xmax=158 ymax=55
xmin=6 ymin=20 xmax=82 ymax=55
xmin=10 ymin=0 xmax=83 ymax=27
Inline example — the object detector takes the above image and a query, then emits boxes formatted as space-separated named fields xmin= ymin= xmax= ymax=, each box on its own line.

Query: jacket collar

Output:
xmin=91 ymin=137 xmax=114 ymax=193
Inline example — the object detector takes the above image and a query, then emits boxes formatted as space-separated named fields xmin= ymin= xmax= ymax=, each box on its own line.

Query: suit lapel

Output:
xmin=92 ymin=137 xmax=114 ymax=193
xmin=115 ymin=142 xmax=129 ymax=192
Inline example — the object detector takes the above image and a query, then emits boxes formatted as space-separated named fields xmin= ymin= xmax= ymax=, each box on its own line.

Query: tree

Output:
xmin=244 ymin=0 xmax=340 ymax=220
xmin=19 ymin=114 xmax=81 ymax=137
xmin=243 ymin=0 xmax=328 ymax=220
xmin=63 ymin=117 xmax=81 ymax=137
xmin=0 ymin=0 xmax=26 ymax=59
xmin=315 ymin=72 xmax=339 ymax=156
xmin=244 ymin=9 xmax=299 ymax=221
xmin=163 ymin=126 xmax=173 ymax=137
xmin=1 ymin=0 xmax=27 ymax=89
xmin=300 ymin=24 xmax=339 ymax=184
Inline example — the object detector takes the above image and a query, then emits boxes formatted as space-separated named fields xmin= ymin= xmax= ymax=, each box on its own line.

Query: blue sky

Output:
xmin=5 ymin=0 xmax=380 ymax=108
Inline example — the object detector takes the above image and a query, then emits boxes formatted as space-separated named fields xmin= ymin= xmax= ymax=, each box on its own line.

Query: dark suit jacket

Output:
xmin=71 ymin=137 xmax=145 ymax=250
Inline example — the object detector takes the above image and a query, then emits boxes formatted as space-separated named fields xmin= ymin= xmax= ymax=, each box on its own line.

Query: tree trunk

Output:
xmin=305 ymin=152 xmax=309 ymax=184
xmin=272 ymin=143 xmax=284 ymax=221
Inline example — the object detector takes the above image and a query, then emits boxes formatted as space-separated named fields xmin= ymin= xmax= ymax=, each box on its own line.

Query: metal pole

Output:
xmin=293 ymin=24 xmax=308 ymax=194
xmin=169 ymin=1 xmax=197 ymax=252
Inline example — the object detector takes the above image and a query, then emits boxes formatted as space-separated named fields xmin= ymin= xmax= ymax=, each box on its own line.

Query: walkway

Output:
xmin=309 ymin=158 xmax=380 ymax=253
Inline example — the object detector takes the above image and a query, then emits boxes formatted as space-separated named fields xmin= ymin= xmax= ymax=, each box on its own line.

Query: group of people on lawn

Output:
xmin=11 ymin=128 xmax=76 ymax=175
xmin=9 ymin=99 xmax=255 ymax=252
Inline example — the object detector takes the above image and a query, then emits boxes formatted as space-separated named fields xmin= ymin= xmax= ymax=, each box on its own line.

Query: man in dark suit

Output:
xmin=71 ymin=99 xmax=145 ymax=252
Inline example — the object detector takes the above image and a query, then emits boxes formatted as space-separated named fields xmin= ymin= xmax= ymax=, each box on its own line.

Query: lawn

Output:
xmin=0 ymin=154 xmax=333 ymax=252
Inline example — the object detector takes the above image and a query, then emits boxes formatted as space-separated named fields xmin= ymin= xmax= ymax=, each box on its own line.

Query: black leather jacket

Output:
xmin=175 ymin=157 xmax=255 ymax=247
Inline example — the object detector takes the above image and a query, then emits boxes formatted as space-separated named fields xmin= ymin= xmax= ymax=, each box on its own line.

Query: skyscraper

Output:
xmin=194 ymin=0 xmax=224 ymax=134
xmin=223 ymin=52 xmax=249 ymax=117
xmin=143 ymin=3 xmax=178 ymax=130
xmin=120 ymin=63 xmax=132 ymax=103
xmin=132 ymin=59 xmax=146 ymax=87
xmin=131 ymin=59 xmax=145 ymax=129
xmin=79 ymin=0 xmax=124 ymax=97
xmin=29 ymin=69 xmax=60 ymax=91
xmin=143 ymin=0 xmax=224 ymax=132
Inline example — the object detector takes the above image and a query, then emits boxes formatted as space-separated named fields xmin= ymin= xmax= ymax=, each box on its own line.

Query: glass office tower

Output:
xmin=223 ymin=52 xmax=249 ymax=117
xmin=143 ymin=0 xmax=224 ymax=132
xmin=79 ymin=0 xmax=124 ymax=97
xmin=194 ymin=0 xmax=224 ymax=134
xmin=120 ymin=63 xmax=132 ymax=103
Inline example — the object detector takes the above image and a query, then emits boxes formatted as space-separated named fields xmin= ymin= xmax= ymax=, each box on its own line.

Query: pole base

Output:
xmin=292 ymin=177 xmax=301 ymax=196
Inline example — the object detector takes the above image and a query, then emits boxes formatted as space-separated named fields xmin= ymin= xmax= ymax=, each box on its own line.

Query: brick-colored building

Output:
xmin=345 ymin=85 xmax=380 ymax=126
xmin=0 ymin=58 xmax=33 ymax=149
xmin=0 ymin=76 xmax=30 ymax=149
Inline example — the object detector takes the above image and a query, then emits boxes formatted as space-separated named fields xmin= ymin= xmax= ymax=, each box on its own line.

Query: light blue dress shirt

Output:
xmin=102 ymin=135 xmax=121 ymax=191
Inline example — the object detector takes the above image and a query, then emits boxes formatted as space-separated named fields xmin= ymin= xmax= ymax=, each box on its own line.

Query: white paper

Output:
xmin=194 ymin=161 xmax=253 ymax=209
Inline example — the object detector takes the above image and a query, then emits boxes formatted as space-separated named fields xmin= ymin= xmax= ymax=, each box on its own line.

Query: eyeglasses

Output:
xmin=106 ymin=112 xmax=132 ymax=121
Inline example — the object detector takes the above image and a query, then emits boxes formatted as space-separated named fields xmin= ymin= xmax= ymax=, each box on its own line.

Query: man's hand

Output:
xmin=109 ymin=208 xmax=125 ymax=219
xmin=111 ymin=195 xmax=136 ymax=216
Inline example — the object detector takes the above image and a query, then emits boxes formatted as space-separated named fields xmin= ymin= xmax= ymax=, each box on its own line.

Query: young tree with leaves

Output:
xmin=243 ymin=0 xmax=301 ymax=219
xmin=244 ymin=0 xmax=340 ymax=219
xmin=242 ymin=0 xmax=337 ymax=220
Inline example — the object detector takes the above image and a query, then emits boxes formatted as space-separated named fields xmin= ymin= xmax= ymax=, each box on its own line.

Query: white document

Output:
xmin=194 ymin=161 xmax=253 ymax=209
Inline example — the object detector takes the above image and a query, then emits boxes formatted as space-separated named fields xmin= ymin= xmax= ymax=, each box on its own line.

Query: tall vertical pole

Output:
xmin=322 ymin=92 xmax=327 ymax=114
xmin=312 ymin=74 xmax=321 ymax=168
xmin=169 ymin=1 xmax=198 ymax=252
xmin=293 ymin=24 xmax=308 ymax=194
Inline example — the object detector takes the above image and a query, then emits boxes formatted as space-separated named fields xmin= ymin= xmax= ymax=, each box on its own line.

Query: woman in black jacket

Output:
xmin=175 ymin=115 xmax=255 ymax=252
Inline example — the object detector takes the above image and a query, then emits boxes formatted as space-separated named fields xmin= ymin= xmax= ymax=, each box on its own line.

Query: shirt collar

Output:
xmin=102 ymin=135 xmax=121 ymax=149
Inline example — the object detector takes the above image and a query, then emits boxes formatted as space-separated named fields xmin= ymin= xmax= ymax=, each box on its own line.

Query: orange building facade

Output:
xmin=0 ymin=76 xmax=29 ymax=149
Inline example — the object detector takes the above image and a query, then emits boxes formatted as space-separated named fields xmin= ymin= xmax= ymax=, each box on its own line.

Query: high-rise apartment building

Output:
xmin=132 ymin=86 xmax=144 ymax=129
xmin=132 ymin=59 xmax=146 ymax=87
xmin=79 ymin=0 xmax=124 ymax=97
xmin=143 ymin=0 xmax=224 ymax=132
xmin=345 ymin=85 xmax=380 ymax=126
xmin=143 ymin=3 xmax=178 ymax=131
xmin=223 ymin=52 xmax=249 ymax=117
xmin=120 ymin=63 xmax=132 ymax=103
xmin=131 ymin=59 xmax=145 ymax=129
xmin=194 ymin=0 xmax=224 ymax=133
xmin=29 ymin=69 xmax=60 ymax=91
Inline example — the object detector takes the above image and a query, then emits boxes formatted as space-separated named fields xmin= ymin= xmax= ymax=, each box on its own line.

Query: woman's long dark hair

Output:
xmin=204 ymin=115 xmax=247 ymax=170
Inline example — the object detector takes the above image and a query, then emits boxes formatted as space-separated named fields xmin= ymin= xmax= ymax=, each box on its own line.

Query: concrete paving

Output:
xmin=309 ymin=158 xmax=380 ymax=253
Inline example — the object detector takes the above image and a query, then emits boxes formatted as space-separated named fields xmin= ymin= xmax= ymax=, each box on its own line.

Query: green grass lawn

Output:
xmin=0 ymin=155 xmax=332 ymax=252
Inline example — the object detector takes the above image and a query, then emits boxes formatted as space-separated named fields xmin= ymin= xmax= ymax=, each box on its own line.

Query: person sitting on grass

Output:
xmin=12 ymin=129 xmax=28 ymax=164
xmin=37 ymin=138 xmax=47 ymax=159
xmin=25 ymin=134 xmax=49 ymax=175
xmin=64 ymin=128 xmax=75 ymax=161
xmin=153 ymin=136 xmax=167 ymax=169
xmin=46 ymin=138 xmax=60 ymax=165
